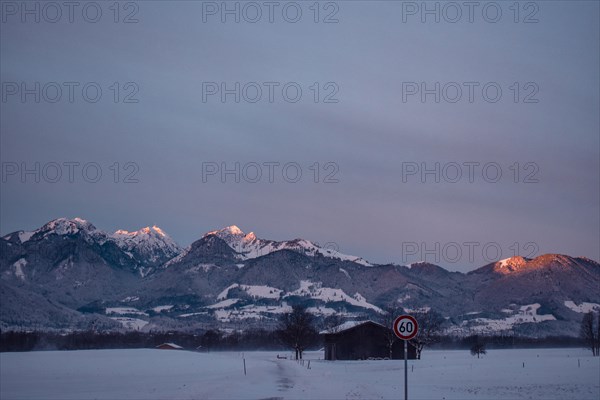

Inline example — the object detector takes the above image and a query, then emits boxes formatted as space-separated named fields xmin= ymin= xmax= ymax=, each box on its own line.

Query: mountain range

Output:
xmin=1 ymin=218 xmax=599 ymax=336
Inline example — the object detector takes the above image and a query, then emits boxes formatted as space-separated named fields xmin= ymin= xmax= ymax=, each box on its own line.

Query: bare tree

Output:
xmin=408 ymin=309 xmax=444 ymax=359
xmin=470 ymin=340 xmax=487 ymax=358
xmin=580 ymin=312 xmax=599 ymax=356
xmin=201 ymin=330 xmax=221 ymax=352
xmin=278 ymin=305 xmax=317 ymax=360
xmin=379 ymin=305 xmax=402 ymax=359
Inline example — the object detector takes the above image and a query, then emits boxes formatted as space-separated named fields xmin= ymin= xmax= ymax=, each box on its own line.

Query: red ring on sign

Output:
xmin=393 ymin=315 xmax=419 ymax=340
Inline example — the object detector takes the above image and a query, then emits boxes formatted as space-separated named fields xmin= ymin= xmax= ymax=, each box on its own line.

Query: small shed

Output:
xmin=320 ymin=320 xmax=417 ymax=360
xmin=156 ymin=342 xmax=183 ymax=350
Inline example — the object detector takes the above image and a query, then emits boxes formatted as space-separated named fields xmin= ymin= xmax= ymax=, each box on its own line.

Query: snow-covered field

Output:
xmin=1 ymin=348 xmax=598 ymax=399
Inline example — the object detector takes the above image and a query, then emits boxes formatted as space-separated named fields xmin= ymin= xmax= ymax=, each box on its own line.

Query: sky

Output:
xmin=1 ymin=1 xmax=599 ymax=271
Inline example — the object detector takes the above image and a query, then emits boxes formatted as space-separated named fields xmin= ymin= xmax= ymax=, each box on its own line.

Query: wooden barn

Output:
xmin=320 ymin=320 xmax=417 ymax=361
xmin=155 ymin=343 xmax=183 ymax=350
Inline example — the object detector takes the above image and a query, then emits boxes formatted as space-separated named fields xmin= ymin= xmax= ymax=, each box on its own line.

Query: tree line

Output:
xmin=0 ymin=329 xmax=289 ymax=352
xmin=1 ymin=307 xmax=594 ymax=356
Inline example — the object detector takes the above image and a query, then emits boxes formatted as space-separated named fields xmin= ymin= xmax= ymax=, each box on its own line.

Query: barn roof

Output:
xmin=319 ymin=320 xmax=386 ymax=335
xmin=156 ymin=342 xmax=183 ymax=349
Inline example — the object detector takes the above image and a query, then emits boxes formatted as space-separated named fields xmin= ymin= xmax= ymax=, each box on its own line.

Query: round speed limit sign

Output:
xmin=393 ymin=315 xmax=419 ymax=340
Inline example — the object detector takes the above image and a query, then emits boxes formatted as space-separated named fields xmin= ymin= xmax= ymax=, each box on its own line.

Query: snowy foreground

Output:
xmin=1 ymin=348 xmax=598 ymax=400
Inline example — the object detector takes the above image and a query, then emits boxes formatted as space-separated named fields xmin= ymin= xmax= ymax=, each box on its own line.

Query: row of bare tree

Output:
xmin=279 ymin=306 xmax=600 ymax=361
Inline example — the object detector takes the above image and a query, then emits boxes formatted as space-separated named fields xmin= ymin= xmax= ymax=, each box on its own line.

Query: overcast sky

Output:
xmin=1 ymin=1 xmax=598 ymax=271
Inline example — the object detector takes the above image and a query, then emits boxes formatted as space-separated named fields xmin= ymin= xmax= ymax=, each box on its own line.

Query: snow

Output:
xmin=339 ymin=268 xmax=350 ymax=278
xmin=217 ymin=283 xmax=283 ymax=300
xmin=217 ymin=284 xmax=238 ymax=300
xmin=211 ymin=282 xmax=348 ymax=319
xmin=17 ymin=231 xmax=34 ymax=243
xmin=455 ymin=303 xmax=556 ymax=334
xmin=206 ymin=226 xmax=372 ymax=266
xmin=286 ymin=280 xmax=383 ymax=313
xmin=105 ymin=307 xmax=148 ymax=316
xmin=15 ymin=218 xmax=103 ymax=245
xmin=403 ymin=306 xmax=431 ymax=313
xmin=319 ymin=320 xmax=382 ymax=334
xmin=41 ymin=218 xmax=96 ymax=237
xmin=1 ymin=348 xmax=597 ymax=400
xmin=306 ymin=306 xmax=338 ymax=316
xmin=14 ymin=219 xmax=180 ymax=266
xmin=564 ymin=300 xmax=600 ymax=313
xmin=12 ymin=258 xmax=27 ymax=280
xmin=494 ymin=256 xmax=528 ymax=273
xmin=397 ymin=294 xmax=411 ymax=303
xmin=243 ymin=285 xmax=283 ymax=299
xmin=157 ymin=343 xmax=183 ymax=349
xmin=152 ymin=305 xmax=174 ymax=313
xmin=317 ymin=246 xmax=372 ymax=266
xmin=408 ymin=261 xmax=436 ymax=269
xmin=163 ymin=247 xmax=190 ymax=267
xmin=178 ymin=312 xmax=208 ymax=318
xmin=185 ymin=264 xmax=216 ymax=273
xmin=205 ymin=298 xmax=239 ymax=309
xmin=214 ymin=304 xmax=292 ymax=322
xmin=109 ymin=317 xmax=148 ymax=330
xmin=207 ymin=225 xmax=244 ymax=237
xmin=112 ymin=225 xmax=181 ymax=261
xmin=498 ymin=258 xmax=511 ymax=268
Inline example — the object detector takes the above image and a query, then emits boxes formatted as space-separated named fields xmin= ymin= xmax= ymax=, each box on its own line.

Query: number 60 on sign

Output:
xmin=393 ymin=315 xmax=419 ymax=340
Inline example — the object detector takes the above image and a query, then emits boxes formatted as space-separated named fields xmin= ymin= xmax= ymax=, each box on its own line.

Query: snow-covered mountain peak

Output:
xmin=204 ymin=226 xmax=256 ymax=251
xmin=205 ymin=225 xmax=246 ymax=242
xmin=244 ymin=232 xmax=257 ymax=242
xmin=8 ymin=217 xmax=110 ymax=246
xmin=495 ymin=256 xmax=529 ymax=273
xmin=150 ymin=226 xmax=167 ymax=237
xmin=207 ymin=225 xmax=244 ymax=236
xmin=527 ymin=254 xmax=585 ymax=269
xmin=201 ymin=226 xmax=372 ymax=266
xmin=41 ymin=217 xmax=97 ymax=235
xmin=1 ymin=217 xmax=99 ymax=243
xmin=113 ymin=226 xmax=179 ymax=250
xmin=112 ymin=225 xmax=181 ymax=267
xmin=114 ymin=225 xmax=168 ymax=239
xmin=224 ymin=225 xmax=243 ymax=235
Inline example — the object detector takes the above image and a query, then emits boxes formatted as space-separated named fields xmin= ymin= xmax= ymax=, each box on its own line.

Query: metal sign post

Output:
xmin=393 ymin=315 xmax=419 ymax=400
